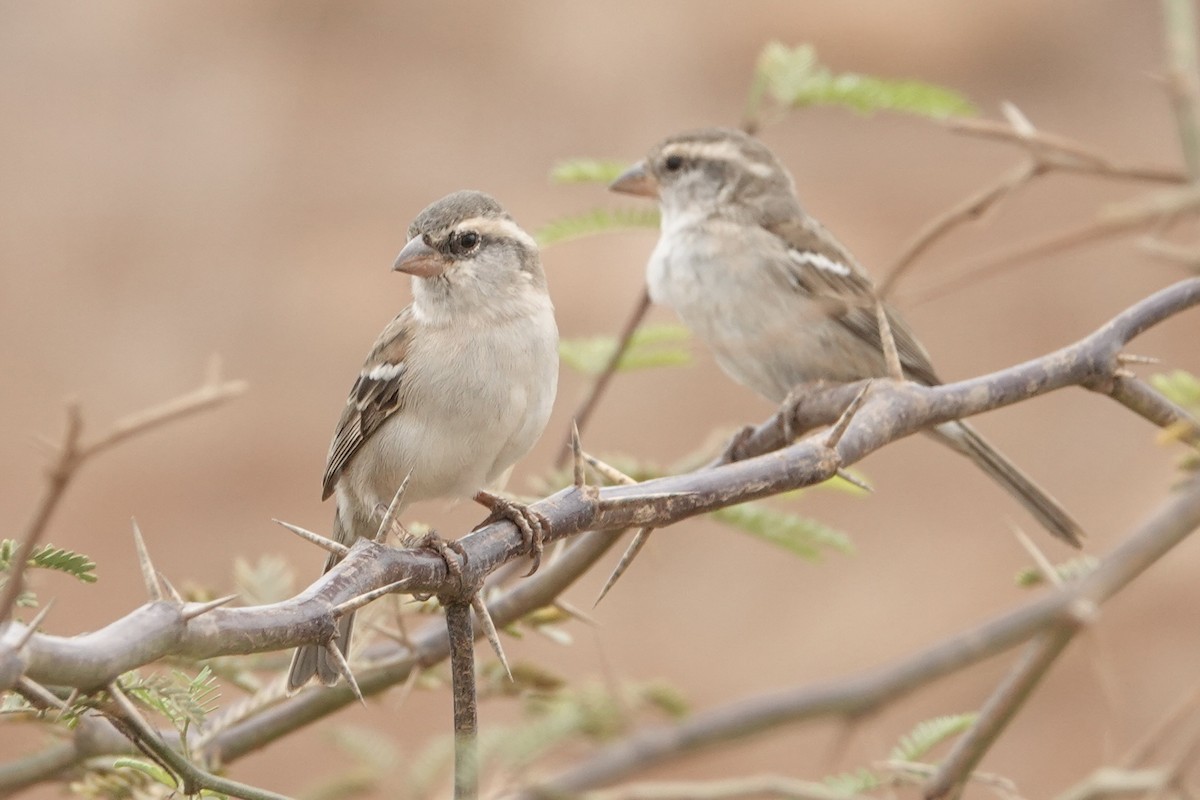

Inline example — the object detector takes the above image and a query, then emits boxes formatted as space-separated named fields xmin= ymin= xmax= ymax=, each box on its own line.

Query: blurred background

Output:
xmin=2 ymin=1 xmax=1198 ymax=797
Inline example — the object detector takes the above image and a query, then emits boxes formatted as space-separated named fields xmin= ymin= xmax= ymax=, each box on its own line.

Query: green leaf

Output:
xmin=711 ymin=501 xmax=853 ymax=559
xmin=888 ymin=712 xmax=977 ymax=762
xmin=113 ymin=757 xmax=177 ymax=789
xmin=535 ymin=207 xmax=659 ymax=247
xmin=1015 ymin=554 xmax=1100 ymax=587
xmin=233 ymin=554 xmax=295 ymax=606
xmin=123 ymin=666 xmax=219 ymax=730
xmin=823 ymin=768 xmax=881 ymax=795
xmin=550 ymin=159 xmax=631 ymax=185
xmin=1150 ymin=369 xmax=1200 ymax=411
xmin=0 ymin=539 xmax=97 ymax=583
xmin=559 ymin=323 xmax=691 ymax=376
xmin=749 ymin=42 xmax=974 ymax=122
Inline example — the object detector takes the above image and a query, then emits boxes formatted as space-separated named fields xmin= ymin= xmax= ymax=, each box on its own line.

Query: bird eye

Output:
xmin=664 ymin=154 xmax=684 ymax=172
xmin=452 ymin=231 xmax=480 ymax=254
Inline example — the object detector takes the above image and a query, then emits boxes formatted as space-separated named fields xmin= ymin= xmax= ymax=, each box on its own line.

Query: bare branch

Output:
xmin=105 ymin=682 xmax=294 ymax=800
xmin=1 ymin=369 xmax=245 ymax=622
xmin=1 ymin=280 xmax=1197 ymax=790
xmin=556 ymin=288 xmax=652 ymax=467
xmin=1162 ymin=0 xmax=1200 ymax=178
xmin=879 ymin=160 xmax=1038 ymax=299
xmin=944 ymin=117 xmax=1186 ymax=184
xmin=914 ymin=186 xmax=1200 ymax=306
xmin=516 ymin=473 xmax=1200 ymax=797
xmin=924 ymin=627 xmax=1078 ymax=798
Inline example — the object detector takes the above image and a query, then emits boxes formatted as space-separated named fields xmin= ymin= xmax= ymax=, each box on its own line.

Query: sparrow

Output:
xmin=287 ymin=190 xmax=560 ymax=691
xmin=610 ymin=127 xmax=1083 ymax=547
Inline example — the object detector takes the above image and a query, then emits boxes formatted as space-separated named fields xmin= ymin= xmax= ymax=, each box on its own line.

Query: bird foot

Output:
xmin=473 ymin=490 xmax=549 ymax=576
xmin=414 ymin=530 xmax=466 ymax=582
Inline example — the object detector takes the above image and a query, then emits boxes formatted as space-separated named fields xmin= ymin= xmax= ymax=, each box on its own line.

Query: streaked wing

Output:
xmin=765 ymin=217 xmax=939 ymax=385
xmin=321 ymin=308 xmax=413 ymax=499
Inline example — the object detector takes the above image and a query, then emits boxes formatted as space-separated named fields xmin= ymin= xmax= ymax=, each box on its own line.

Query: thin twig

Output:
xmin=106 ymin=682 xmax=294 ymax=800
xmin=879 ymin=160 xmax=1038 ymax=298
xmin=944 ymin=117 xmax=1186 ymax=184
xmin=912 ymin=185 xmax=1200 ymax=306
xmin=924 ymin=627 xmax=1079 ymax=799
xmin=0 ymin=404 xmax=82 ymax=622
xmin=1 ymin=370 xmax=245 ymax=623
xmin=516 ymin=473 xmax=1200 ymax=797
xmin=1162 ymin=0 xmax=1200 ymax=179
xmin=556 ymin=288 xmax=652 ymax=467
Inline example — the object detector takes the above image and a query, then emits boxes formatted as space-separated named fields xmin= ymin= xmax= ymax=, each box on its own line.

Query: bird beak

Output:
xmin=609 ymin=161 xmax=659 ymax=198
xmin=393 ymin=236 xmax=446 ymax=277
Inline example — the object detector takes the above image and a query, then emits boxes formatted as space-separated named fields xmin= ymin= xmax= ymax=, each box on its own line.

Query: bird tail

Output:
xmin=933 ymin=420 xmax=1085 ymax=548
xmin=286 ymin=515 xmax=356 ymax=692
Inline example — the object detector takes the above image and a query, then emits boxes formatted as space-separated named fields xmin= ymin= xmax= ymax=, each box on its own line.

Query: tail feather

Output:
xmin=286 ymin=512 xmax=358 ymax=693
xmin=932 ymin=420 xmax=1084 ymax=548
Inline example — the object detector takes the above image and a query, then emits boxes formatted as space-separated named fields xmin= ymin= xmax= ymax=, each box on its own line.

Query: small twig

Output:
xmin=2 ymin=369 xmax=245 ymax=623
xmin=945 ymin=117 xmax=1186 ymax=184
xmin=556 ymin=288 xmax=652 ymax=468
xmin=1103 ymin=374 xmax=1200 ymax=447
xmin=516 ymin=473 xmax=1200 ymax=797
xmin=1057 ymin=767 xmax=1172 ymax=800
xmin=880 ymin=160 xmax=1038 ymax=298
xmin=912 ymin=184 xmax=1200 ymax=306
xmin=446 ymin=600 xmax=479 ymax=800
xmin=580 ymin=774 xmax=868 ymax=799
xmin=106 ymin=682 xmax=294 ymax=800
xmin=1011 ymin=523 xmax=1063 ymax=588
xmin=924 ymin=627 xmax=1079 ymax=799
xmin=1162 ymin=0 xmax=1200 ymax=180
xmin=1119 ymin=678 xmax=1200 ymax=768
xmin=0 ymin=404 xmax=82 ymax=622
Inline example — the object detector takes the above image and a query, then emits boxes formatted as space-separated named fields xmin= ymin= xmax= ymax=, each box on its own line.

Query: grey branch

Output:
xmin=1 ymin=278 xmax=1198 ymax=792
xmin=516 ymin=471 xmax=1200 ymax=797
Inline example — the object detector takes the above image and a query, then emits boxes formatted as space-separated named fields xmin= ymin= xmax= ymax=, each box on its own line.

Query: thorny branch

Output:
xmin=0 ymin=363 xmax=247 ymax=623
xmin=516 ymin=471 xmax=1200 ymax=798
xmin=0 ymin=278 xmax=1198 ymax=795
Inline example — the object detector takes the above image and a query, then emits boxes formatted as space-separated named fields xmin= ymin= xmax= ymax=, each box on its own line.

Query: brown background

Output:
xmin=2 ymin=2 xmax=1199 ymax=797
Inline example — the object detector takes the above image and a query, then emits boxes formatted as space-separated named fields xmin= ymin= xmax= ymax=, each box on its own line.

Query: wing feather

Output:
xmin=321 ymin=309 xmax=413 ymax=499
xmin=765 ymin=217 xmax=940 ymax=386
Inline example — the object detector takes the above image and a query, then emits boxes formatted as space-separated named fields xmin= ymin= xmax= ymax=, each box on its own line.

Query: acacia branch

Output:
xmin=515 ymin=472 xmax=1200 ymax=797
xmin=556 ymin=287 xmax=652 ymax=467
xmin=1 ymin=279 xmax=1197 ymax=793
xmin=1 ymin=365 xmax=247 ymax=623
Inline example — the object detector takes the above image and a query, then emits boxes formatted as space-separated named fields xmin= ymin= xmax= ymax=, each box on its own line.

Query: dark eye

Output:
xmin=664 ymin=154 xmax=684 ymax=172
xmin=452 ymin=230 xmax=480 ymax=255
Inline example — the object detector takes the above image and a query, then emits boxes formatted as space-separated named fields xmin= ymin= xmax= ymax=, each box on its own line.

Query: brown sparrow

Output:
xmin=288 ymin=190 xmax=559 ymax=690
xmin=611 ymin=128 xmax=1082 ymax=547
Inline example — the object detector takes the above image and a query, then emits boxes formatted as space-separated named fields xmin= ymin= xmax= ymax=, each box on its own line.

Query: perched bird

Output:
xmin=287 ymin=190 xmax=559 ymax=691
xmin=611 ymin=127 xmax=1082 ymax=547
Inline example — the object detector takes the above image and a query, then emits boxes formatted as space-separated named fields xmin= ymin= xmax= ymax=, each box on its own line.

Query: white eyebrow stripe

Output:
xmin=790 ymin=249 xmax=851 ymax=276
xmin=669 ymin=140 xmax=775 ymax=178
xmin=459 ymin=217 xmax=538 ymax=252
